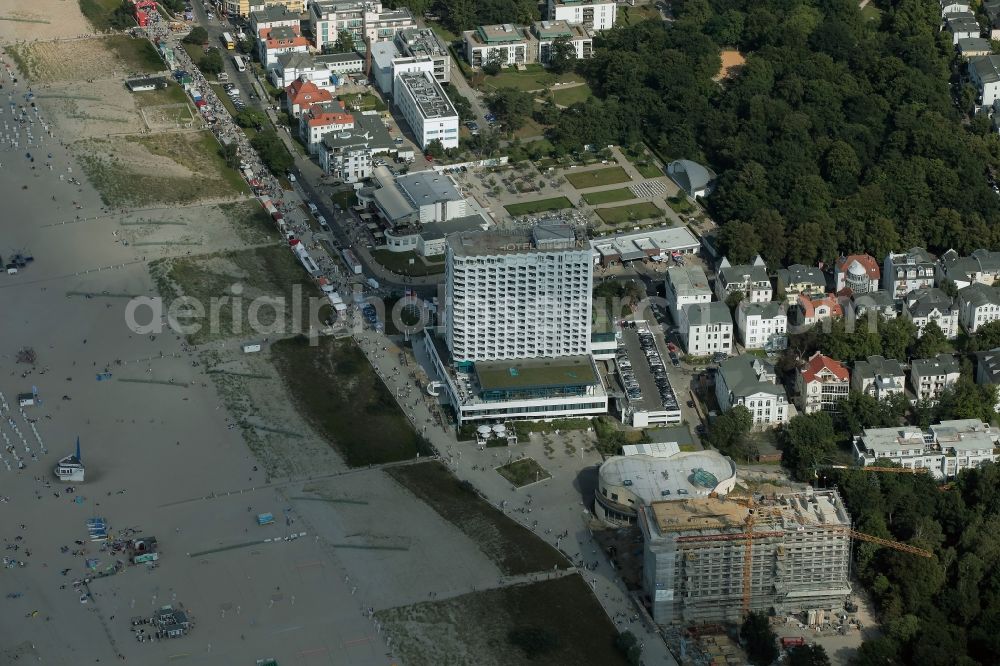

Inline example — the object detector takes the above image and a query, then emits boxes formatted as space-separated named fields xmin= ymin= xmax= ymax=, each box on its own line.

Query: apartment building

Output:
xmin=852 ymin=419 xmax=999 ymax=479
xmin=393 ymin=70 xmax=459 ymax=149
xmin=679 ymin=302 xmax=733 ymax=356
xmin=547 ymin=0 xmax=616 ymax=31
xmin=298 ymin=100 xmax=354 ymax=154
xmin=969 ymin=54 xmax=1000 ymax=109
xmin=316 ymin=112 xmax=394 ymax=183
xmin=946 ymin=12 xmax=981 ymax=45
xmin=715 ymin=256 xmax=772 ymax=303
xmin=395 ymin=27 xmax=450 ymax=83
xmin=851 ymin=355 xmax=906 ymax=401
xmin=796 ymin=293 xmax=843 ymax=327
xmin=834 ymin=253 xmax=880 ymax=295
xmin=903 ymin=287 xmax=959 ymax=339
xmin=445 ymin=225 xmax=592 ymax=362
xmin=852 ymin=290 xmax=898 ymax=320
xmin=664 ymin=265 xmax=711 ymax=323
xmin=234 ymin=0 xmax=304 ymax=20
xmin=715 ymin=356 xmax=789 ymax=429
xmin=284 ymin=77 xmax=334 ymax=117
xmin=309 ymin=0 xmax=365 ymax=51
xmin=958 ymin=283 xmax=1000 ymax=333
xmin=258 ymin=25 xmax=310 ymax=67
xmin=639 ymin=490 xmax=852 ymax=624
xmin=532 ymin=20 xmax=593 ymax=63
xmin=464 ymin=24 xmax=530 ymax=68
xmin=796 ymin=352 xmax=849 ymax=414
xmin=910 ymin=354 xmax=961 ymax=404
xmin=975 ymin=348 xmax=1000 ymax=411
xmin=736 ymin=301 xmax=787 ymax=351
xmin=776 ymin=264 xmax=825 ymax=303
xmin=250 ymin=4 xmax=301 ymax=34
xmin=940 ymin=248 xmax=1000 ymax=289
xmin=883 ymin=248 xmax=936 ymax=300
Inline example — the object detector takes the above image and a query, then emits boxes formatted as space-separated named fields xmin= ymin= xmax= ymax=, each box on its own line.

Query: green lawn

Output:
xmin=504 ymin=196 xmax=574 ymax=216
xmin=636 ymin=162 xmax=662 ymax=178
xmin=338 ymin=92 xmax=387 ymax=112
xmin=482 ymin=66 xmax=585 ymax=92
xmin=497 ymin=458 xmax=552 ymax=487
xmin=428 ymin=21 xmax=460 ymax=43
xmin=210 ymin=83 xmax=239 ymax=117
xmin=551 ymin=84 xmax=593 ymax=107
xmin=565 ymin=166 xmax=631 ymax=189
xmin=271 ymin=337 xmax=431 ymax=466
xmin=131 ymin=80 xmax=189 ymax=108
xmin=182 ymin=42 xmax=205 ymax=63
xmin=583 ymin=187 xmax=635 ymax=205
xmin=331 ymin=189 xmax=358 ymax=209
xmin=617 ymin=4 xmax=663 ymax=24
xmin=105 ymin=35 xmax=164 ymax=73
xmin=387 ymin=461 xmax=568 ymax=575
xmin=378 ymin=575 xmax=628 ymax=666
xmin=596 ymin=202 xmax=665 ymax=225
xmin=78 ymin=0 xmax=124 ymax=31
xmin=666 ymin=195 xmax=695 ymax=214
xmin=372 ymin=250 xmax=445 ymax=277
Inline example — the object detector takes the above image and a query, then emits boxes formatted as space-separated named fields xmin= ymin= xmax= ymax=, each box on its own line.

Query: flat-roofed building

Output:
xmin=639 ymin=490 xmax=852 ymax=624
xmin=445 ymin=224 xmax=592 ymax=363
xmin=531 ymin=20 xmax=593 ymax=63
xmin=590 ymin=227 xmax=700 ymax=267
xmin=665 ymin=265 xmax=711 ymax=323
xmin=616 ymin=324 xmax=681 ymax=427
xmin=852 ymin=419 xmax=999 ymax=478
xmin=463 ymin=24 xmax=530 ymax=68
xmin=394 ymin=70 xmax=459 ymax=149
xmin=395 ymin=27 xmax=451 ymax=83
xmin=595 ymin=449 xmax=737 ymax=526
xmin=424 ymin=334 xmax=609 ymax=424
xmin=547 ymin=0 xmax=616 ymax=31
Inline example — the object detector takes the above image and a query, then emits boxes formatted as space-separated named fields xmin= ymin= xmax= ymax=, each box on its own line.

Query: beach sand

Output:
xmin=0 ymin=18 xmax=399 ymax=665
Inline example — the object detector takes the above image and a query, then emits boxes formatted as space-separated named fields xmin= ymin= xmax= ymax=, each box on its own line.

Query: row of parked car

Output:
xmin=637 ymin=329 xmax=679 ymax=411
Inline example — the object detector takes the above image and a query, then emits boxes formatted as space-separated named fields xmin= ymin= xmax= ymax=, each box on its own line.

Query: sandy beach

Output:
xmin=0 ymin=6 xmax=399 ymax=663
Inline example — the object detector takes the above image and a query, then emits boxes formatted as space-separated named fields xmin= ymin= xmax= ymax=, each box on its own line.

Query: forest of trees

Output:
xmin=831 ymin=464 xmax=1000 ymax=665
xmin=554 ymin=0 xmax=1000 ymax=266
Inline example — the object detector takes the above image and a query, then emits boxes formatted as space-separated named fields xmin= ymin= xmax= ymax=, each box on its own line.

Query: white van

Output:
xmin=306 ymin=202 xmax=319 ymax=216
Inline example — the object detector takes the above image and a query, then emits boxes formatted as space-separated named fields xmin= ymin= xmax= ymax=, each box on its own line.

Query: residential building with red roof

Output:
xmin=298 ymin=100 xmax=355 ymax=154
xmin=834 ymin=254 xmax=880 ymax=295
xmin=796 ymin=292 xmax=843 ymax=327
xmin=796 ymin=352 xmax=850 ymax=415
xmin=258 ymin=25 xmax=310 ymax=67
xmin=285 ymin=77 xmax=334 ymax=118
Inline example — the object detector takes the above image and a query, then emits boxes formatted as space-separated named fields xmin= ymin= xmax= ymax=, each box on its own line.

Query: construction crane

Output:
xmin=678 ymin=495 xmax=934 ymax=619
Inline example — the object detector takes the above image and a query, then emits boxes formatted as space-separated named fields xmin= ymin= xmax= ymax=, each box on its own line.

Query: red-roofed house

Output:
xmin=834 ymin=254 xmax=880 ymax=294
xmin=285 ymin=77 xmax=334 ymax=118
xmin=796 ymin=352 xmax=850 ymax=414
xmin=299 ymin=101 xmax=354 ymax=154
xmin=258 ymin=25 xmax=309 ymax=67
xmin=797 ymin=292 xmax=843 ymax=327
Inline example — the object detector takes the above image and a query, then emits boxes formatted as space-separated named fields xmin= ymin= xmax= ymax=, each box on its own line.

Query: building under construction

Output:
xmin=638 ymin=488 xmax=853 ymax=625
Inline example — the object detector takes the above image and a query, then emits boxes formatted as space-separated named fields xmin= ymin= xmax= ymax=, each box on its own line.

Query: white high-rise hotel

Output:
xmin=445 ymin=225 xmax=593 ymax=362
